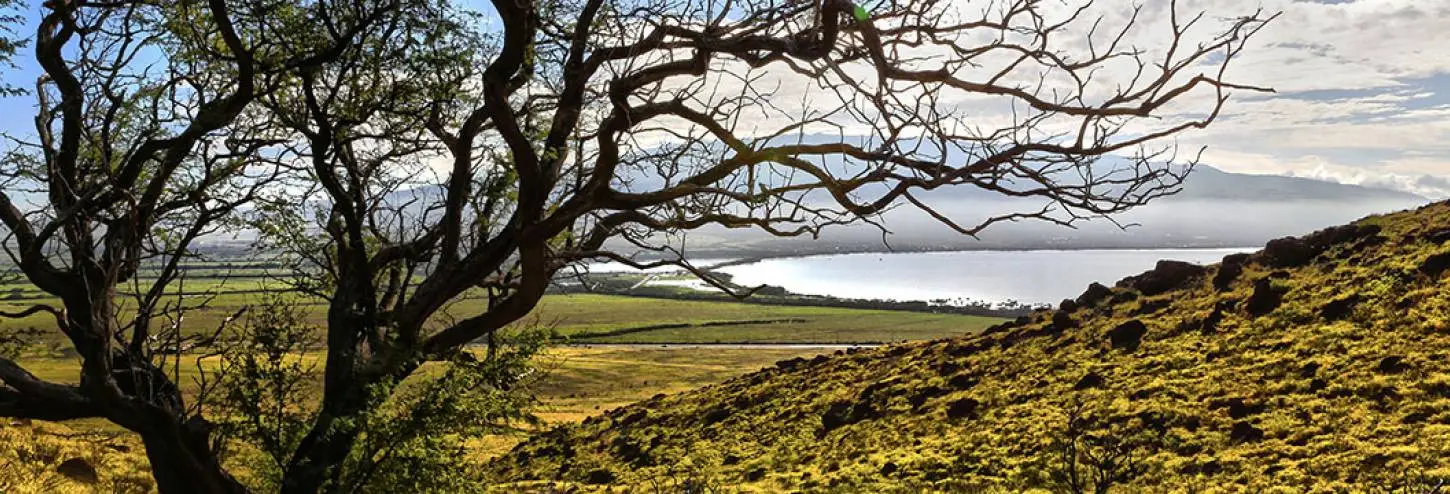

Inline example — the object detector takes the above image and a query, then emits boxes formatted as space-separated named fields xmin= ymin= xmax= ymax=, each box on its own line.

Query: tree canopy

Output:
xmin=0 ymin=0 xmax=1273 ymax=491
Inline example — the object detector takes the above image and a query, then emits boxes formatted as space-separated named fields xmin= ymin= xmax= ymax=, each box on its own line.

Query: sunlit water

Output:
xmin=713 ymin=248 xmax=1252 ymax=305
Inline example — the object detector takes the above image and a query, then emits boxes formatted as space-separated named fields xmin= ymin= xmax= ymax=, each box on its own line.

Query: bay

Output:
xmin=714 ymin=248 xmax=1251 ymax=305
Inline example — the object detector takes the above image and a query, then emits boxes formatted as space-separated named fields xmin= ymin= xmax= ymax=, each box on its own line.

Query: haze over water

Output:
xmin=716 ymin=248 xmax=1251 ymax=305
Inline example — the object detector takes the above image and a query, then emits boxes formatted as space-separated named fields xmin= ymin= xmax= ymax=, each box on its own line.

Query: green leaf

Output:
xmin=853 ymin=4 xmax=870 ymax=21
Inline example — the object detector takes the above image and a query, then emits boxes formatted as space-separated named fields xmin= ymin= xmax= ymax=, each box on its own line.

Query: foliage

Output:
xmin=334 ymin=330 xmax=547 ymax=493
xmin=204 ymin=295 xmax=549 ymax=493
xmin=1040 ymin=401 xmax=1161 ymax=494
xmin=0 ymin=0 xmax=25 ymax=97
xmin=209 ymin=294 xmax=322 ymax=489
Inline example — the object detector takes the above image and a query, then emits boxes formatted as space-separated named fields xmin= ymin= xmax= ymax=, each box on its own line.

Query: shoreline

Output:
xmin=696 ymin=245 xmax=1260 ymax=271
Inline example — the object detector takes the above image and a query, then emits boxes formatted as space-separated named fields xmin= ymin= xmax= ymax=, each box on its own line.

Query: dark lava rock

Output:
xmin=880 ymin=462 xmax=899 ymax=476
xmin=1108 ymin=290 xmax=1140 ymax=305
xmin=1425 ymin=228 xmax=1450 ymax=244
xmin=1051 ymin=310 xmax=1078 ymax=331
xmin=703 ymin=406 xmax=732 ymax=425
xmin=1262 ymin=236 xmax=1317 ymax=267
xmin=1122 ymin=260 xmax=1208 ymax=296
xmin=1309 ymin=378 xmax=1328 ymax=392
xmin=745 ymin=467 xmax=767 ymax=482
xmin=1376 ymin=356 xmax=1407 ymax=374
xmin=1299 ymin=362 xmax=1321 ymax=378
xmin=948 ymin=373 xmax=978 ymax=390
xmin=981 ymin=321 xmax=1015 ymax=336
xmin=1108 ymin=320 xmax=1149 ymax=351
xmin=1076 ymin=282 xmax=1113 ymax=307
xmin=820 ymin=402 xmax=854 ymax=434
xmin=1213 ymin=261 xmax=1245 ymax=291
xmin=1222 ymin=252 xmax=1251 ymax=266
xmin=776 ymin=357 xmax=805 ymax=371
xmin=1225 ymin=398 xmax=1266 ymax=419
xmin=619 ymin=410 xmax=649 ymax=427
xmin=724 ymin=454 xmax=741 ymax=466
xmin=1230 ymin=421 xmax=1265 ymax=442
xmin=1134 ymin=298 xmax=1172 ymax=315
xmin=1306 ymin=224 xmax=1383 ymax=250
xmin=1320 ymin=294 xmax=1361 ymax=321
xmin=819 ymin=400 xmax=880 ymax=435
xmin=946 ymin=398 xmax=980 ymax=420
xmin=908 ymin=386 xmax=948 ymax=408
xmin=1059 ymin=298 xmax=1079 ymax=312
xmin=1420 ymin=252 xmax=1450 ymax=278
xmin=1074 ymin=372 xmax=1104 ymax=390
xmin=1200 ymin=307 xmax=1225 ymax=334
xmin=57 ymin=458 xmax=98 ymax=485
xmin=1245 ymin=278 xmax=1286 ymax=316
xmin=612 ymin=438 xmax=651 ymax=467
xmin=585 ymin=468 xmax=617 ymax=485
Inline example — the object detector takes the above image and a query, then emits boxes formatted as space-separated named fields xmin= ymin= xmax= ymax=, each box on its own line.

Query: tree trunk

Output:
xmin=139 ymin=421 xmax=248 ymax=494
xmin=280 ymin=412 xmax=362 ymax=494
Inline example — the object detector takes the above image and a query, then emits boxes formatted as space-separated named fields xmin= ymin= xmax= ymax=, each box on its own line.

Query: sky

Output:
xmin=1 ymin=0 xmax=1448 ymax=199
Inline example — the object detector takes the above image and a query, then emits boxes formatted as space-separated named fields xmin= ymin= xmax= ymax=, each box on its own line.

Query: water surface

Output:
xmin=714 ymin=248 xmax=1250 ymax=305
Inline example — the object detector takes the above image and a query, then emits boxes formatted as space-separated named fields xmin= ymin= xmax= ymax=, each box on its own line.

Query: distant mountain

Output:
xmin=670 ymin=165 xmax=1432 ymax=255
xmin=1172 ymin=165 xmax=1425 ymax=202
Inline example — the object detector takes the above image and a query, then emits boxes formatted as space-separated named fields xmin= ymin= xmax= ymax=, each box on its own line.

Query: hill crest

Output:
xmin=490 ymin=201 xmax=1450 ymax=491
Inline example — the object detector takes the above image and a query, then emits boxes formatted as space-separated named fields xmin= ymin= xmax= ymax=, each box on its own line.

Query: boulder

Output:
xmin=1108 ymin=320 xmax=1149 ymax=351
xmin=1261 ymin=236 xmax=1316 ymax=267
xmin=1051 ymin=310 xmax=1078 ymax=331
xmin=1230 ymin=421 xmax=1265 ymax=442
xmin=56 ymin=458 xmax=98 ymax=485
xmin=945 ymin=398 xmax=980 ymax=420
xmin=1245 ymin=278 xmax=1286 ymax=316
xmin=1420 ymin=252 xmax=1450 ymax=278
xmin=585 ymin=469 xmax=617 ymax=485
xmin=1073 ymin=372 xmax=1104 ymax=390
xmin=1122 ymin=260 xmax=1208 ymax=296
xmin=1320 ymin=294 xmax=1361 ymax=321
xmin=1075 ymin=283 xmax=1112 ymax=307
xmin=1212 ymin=265 xmax=1244 ymax=292
xmin=1425 ymin=228 xmax=1450 ymax=245
xmin=1376 ymin=356 xmax=1407 ymax=374
xmin=1200 ymin=307 xmax=1225 ymax=334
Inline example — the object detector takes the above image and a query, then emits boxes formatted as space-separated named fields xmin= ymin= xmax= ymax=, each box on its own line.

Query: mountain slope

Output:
xmin=1172 ymin=165 xmax=1427 ymax=202
xmin=490 ymin=202 xmax=1450 ymax=491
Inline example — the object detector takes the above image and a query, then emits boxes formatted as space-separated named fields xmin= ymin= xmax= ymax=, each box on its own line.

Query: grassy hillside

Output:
xmin=488 ymin=201 xmax=1450 ymax=492
xmin=0 ymin=346 xmax=834 ymax=492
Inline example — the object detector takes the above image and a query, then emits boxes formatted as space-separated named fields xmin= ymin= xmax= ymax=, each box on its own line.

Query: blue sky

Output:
xmin=3 ymin=0 xmax=1448 ymax=198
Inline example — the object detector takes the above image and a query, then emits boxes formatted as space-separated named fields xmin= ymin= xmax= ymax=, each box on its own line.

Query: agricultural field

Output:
xmin=2 ymin=283 xmax=998 ymax=345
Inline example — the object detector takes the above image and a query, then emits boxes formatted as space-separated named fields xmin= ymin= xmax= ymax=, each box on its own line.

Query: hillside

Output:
xmin=488 ymin=201 xmax=1450 ymax=491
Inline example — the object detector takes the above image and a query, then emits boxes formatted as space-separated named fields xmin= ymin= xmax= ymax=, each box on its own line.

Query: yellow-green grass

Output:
xmin=0 ymin=346 xmax=832 ymax=492
xmin=4 ymin=292 xmax=999 ymax=345
xmin=489 ymin=202 xmax=1450 ymax=491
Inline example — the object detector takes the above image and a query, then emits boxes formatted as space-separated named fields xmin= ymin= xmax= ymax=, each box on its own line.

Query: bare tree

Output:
xmin=0 ymin=0 xmax=1274 ymax=491
xmin=0 ymin=1 xmax=402 ymax=492
xmin=251 ymin=0 xmax=1274 ymax=492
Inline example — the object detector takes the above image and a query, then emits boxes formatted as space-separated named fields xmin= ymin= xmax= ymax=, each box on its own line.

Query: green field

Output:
xmin=3 ymin=285 xmax=999 ymax=345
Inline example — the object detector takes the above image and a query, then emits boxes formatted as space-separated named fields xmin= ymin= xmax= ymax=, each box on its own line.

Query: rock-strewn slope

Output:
xmin=491 ymin=202 xmax=1450 ymax=492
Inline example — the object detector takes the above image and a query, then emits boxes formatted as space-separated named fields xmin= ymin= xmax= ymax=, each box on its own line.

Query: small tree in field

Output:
xmin=0 ymin=0 xmax=1274 ymax=492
